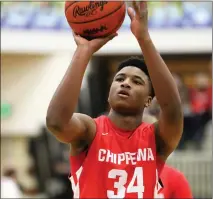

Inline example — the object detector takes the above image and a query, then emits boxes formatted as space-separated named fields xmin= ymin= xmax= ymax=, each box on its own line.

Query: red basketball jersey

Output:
xmin=69 ymin=115 xmax=164 ymax=198
xmin=155 ymin=165 xmax=193 ymax=199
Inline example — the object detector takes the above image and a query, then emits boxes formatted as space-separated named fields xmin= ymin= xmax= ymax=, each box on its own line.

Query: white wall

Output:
xmin=2 ymin=29 xmax=212 ymax=54
xmin=1 ymin=136 xmax=37 ymax=189
xmin=1 ymin=53 xmax=91 ymax=136
xmin=0 ymin=52 xmax=87 ymax=189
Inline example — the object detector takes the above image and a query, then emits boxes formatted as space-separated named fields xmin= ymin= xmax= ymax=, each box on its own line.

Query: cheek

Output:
xmin=108 ymin=87 xmax=113 ymax=98
xmin=143 ymin=86 xmax=150 ymax=97
xmin=108 ymin=86 xmax=115 ymax=102
xmin=109 ymin=83 xmax=117 ymax=95
xmin=134 ymin=88 xmax=147 ymax=102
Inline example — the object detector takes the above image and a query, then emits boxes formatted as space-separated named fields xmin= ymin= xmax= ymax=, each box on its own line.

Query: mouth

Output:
xmin=118 ymin=90 xmax=130 ymax=98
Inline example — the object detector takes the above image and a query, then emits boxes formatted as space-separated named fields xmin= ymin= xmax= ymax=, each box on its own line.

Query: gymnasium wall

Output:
xmin=1 ymin=53 xmax=68 ymax=188
xmin=1 ymin=53 xmax=91 ymax=136
xmin=1 ymin=53 xmax=91 ymax=191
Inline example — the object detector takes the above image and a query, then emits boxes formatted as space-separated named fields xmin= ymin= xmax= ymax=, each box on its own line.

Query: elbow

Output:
xmin=46 ymin=115 xmax=73 ymax=143
xmin=46 ymin=114 xmax=63 ymax=133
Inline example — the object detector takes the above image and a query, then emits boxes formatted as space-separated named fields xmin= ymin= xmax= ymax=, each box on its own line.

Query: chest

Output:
xmin=86 ymin=130 xmax=157 ymax=177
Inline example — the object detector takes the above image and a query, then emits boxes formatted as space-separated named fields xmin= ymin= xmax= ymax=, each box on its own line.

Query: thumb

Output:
xmin=99 ymin=32 xmax=118 ymax=44
xmin=127 ymin=7 xmax=135 ymax=21
xmin=107 ymin=32 xmax=118 ymax=40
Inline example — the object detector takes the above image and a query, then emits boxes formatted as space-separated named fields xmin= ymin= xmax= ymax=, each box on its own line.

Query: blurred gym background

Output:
xmin=1 ymin=2 xmax=212 ymax=199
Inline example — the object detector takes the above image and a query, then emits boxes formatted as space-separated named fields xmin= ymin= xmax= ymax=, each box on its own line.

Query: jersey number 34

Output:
xmin=107 ymin=167 xmax=144 ymax=198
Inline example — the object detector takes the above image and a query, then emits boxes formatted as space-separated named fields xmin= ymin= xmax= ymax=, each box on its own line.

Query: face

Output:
xmin=108 ymin=66 xmax=152 ymax=115
xmin=195 ymin=73 xmax=209 ymax=89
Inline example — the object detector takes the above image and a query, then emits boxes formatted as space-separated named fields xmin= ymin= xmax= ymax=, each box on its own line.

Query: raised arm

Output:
xmin=46 ymin=33 xmax=117 ymax=150
xmin=128 ymin=1 xmax=183 ymax=161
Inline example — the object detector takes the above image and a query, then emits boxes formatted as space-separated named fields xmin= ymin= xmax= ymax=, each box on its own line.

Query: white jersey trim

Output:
xmin=154 ymin=169 xmax=163 ymax=198
xmin=69 ymin=166 xmax=83 ymax=198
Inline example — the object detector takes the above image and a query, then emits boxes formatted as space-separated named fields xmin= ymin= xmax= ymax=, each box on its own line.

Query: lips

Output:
xmin=118 ymin=90 xmax=130 ymax=97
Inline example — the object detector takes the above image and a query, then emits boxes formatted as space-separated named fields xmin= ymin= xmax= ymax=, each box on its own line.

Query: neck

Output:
xmin=108 ymin=109 xmax=143 ymax=131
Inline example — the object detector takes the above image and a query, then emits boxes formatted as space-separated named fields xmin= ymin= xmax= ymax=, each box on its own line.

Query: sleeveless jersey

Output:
xmin=155 ymin=165 xmax=193 ymax=199
xmin=69 ymin=115 xmax=164 ymax=198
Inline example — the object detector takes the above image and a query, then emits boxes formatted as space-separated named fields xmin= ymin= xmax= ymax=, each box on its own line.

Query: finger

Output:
xmin=132 ymin=1 xmax=140 ymax=15
xmin=95 ymin=33 xmax=118 ymax=45
xmin=104 ymin=33 xmax=118 ymax=43
xmin=127 ymin=7 xmax=135 ymax=21
xmin=108 ymin=32 xmax=118 ymax=40
xmin=71 ymin=31 xmax=78 ymax=43
xmin=72 ymin=31 xmax=82 ymax=39
xmin=72 ymin=31 xmax=80 ymax=42
xmin=139 ymin=1 xmax=147 ymax=12
xmin=72 ymin=30 xmax=77 ymax=37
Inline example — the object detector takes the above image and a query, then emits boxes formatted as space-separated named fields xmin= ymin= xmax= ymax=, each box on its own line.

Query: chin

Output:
xmin=112 ymin=103 xmax=137 ymax=115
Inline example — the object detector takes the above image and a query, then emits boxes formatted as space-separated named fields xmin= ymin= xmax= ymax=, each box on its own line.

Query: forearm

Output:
xmin=46 ymin=47 xmax=92 ymax=127
xmin=138 ymin=34 xmax=181 ymax=117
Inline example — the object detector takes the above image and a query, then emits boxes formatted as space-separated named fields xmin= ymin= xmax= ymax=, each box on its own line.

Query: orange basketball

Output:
xmin=65 ymin=1 xmax=126 ymax=39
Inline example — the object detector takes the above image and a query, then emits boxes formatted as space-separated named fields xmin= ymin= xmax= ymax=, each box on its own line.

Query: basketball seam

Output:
xmin=65 ymin=1 xmax=78 ymax=13
xmin=82 ymin=4 xmax=126 ymax=39
xmin=108 ymin=4 xmax=126 ymax=35
xmin=67 ymin=2 xmax=125 ymax=24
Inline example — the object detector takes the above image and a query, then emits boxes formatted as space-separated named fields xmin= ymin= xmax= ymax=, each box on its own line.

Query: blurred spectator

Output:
xmin=207 ymin=62 xmax=212 ymax=114
xmin=1 ymin=168 xmax=23 ymax=198
xmin=145 ymin=72 xmax=211 ymax=150
xmin=190 ymin=73 xmax=210 ymax=114
xmin=145 ymin=73 xmax=188 ymax=119
xmin=172 ymin=74 xmax=194 ymax=150
xmin=143 ymin=113 xmax=158 ymax=124
xmin=172 ymin=73 xmax=189 ymax=105
xmin=144 ymin=97 xmax=161 ymax=119
xmin=187 ymin=73 xmax=212 ymax=149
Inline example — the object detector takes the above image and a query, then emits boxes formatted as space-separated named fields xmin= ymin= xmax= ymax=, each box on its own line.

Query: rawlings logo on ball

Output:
xmin=73 ymin=1 xmax=108 ymax=18
xmin=83 ymin=25 xmax=108 ymax=35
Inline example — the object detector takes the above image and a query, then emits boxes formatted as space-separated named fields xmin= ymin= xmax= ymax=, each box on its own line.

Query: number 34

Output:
xmin=107 ymin=167 xmax=145 ymax=198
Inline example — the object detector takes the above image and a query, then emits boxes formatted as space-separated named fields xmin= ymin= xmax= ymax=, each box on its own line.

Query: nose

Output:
xmin=121 ymin=79 xmax=131 ymax=89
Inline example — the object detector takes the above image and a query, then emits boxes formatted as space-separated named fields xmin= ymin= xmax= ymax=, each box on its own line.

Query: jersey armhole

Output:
xmin=157 ymin=155 xmax=165 ymax=175
xmin=156 ymin=155 xmax=165 ymax=193
xmin=68 ymin=117 xmax=101 ymax=177
xmin=148 ymin=123 xmax=165 ymax=175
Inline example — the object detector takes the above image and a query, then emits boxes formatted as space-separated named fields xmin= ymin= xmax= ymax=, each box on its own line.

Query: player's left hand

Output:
xmin=127 ymin=1 xmax=150 ymax=41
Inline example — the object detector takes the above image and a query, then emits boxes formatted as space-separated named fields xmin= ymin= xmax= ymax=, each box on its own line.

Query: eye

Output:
xmin=115 ymin=77 xmax=124 ymax=82
xmin=133 ymin=79 xmax=143 ymax=85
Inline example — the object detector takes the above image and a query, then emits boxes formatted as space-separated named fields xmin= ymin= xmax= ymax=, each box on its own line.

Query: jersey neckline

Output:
xmin=104 ymin=116 xmax=146 ymax=139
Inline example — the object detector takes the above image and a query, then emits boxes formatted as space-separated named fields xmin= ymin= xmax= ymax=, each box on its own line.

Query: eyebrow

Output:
xmin=115 ymin=73 xmax=146 ymax=83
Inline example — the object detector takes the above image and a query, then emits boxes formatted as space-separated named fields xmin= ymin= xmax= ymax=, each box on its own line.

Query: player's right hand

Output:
xmin=72 ymin=32 xmax=118 ymax=54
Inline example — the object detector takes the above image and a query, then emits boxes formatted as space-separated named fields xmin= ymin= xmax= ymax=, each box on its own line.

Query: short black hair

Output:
xmin=116 ymin=57 xmax=155 ymax=98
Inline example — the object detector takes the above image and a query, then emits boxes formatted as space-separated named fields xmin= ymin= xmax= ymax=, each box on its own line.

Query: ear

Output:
xmin=144 ymin=96 xmax=152 ymax=108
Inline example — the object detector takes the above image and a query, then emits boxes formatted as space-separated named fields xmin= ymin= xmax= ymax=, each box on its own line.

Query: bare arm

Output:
xmin=139 ymin=37 xmax=183 ymax=160
xmin=46 ymin=33 xmax=117 ymax=149
xmin=128 ymin=2 xmax=183 ymax=161
xmin=46 ymin=47 xmax=95 ymax=144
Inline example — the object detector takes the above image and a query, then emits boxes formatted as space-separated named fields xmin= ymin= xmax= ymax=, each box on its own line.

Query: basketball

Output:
xmin=65 ymin=1 xmax=126 ymax=39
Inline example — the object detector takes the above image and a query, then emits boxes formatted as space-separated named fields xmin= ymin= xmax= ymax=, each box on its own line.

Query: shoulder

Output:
xmin=93 ymin=115 xmax=109 ymax=132
xmin=93 ymin=115 xmax=108 ymax=126
xmin=163 ymin=165 xmax=189 ymax=183
xmin=94 ymin=115 xmax=107 ymax=122
xmin=141 ymin=113 xmax=158 ymax=134
xmin=139 ymin=122 xmax=156 ymax=138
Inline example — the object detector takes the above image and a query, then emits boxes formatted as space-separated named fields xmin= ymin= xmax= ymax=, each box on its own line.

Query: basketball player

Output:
xmin=46 ymin=1 xmax=183 ymax=198
xmin=155 ymin=164 xmax=193 ymax=199
xmin=143 ymin=114 xmax=193 ymax=199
